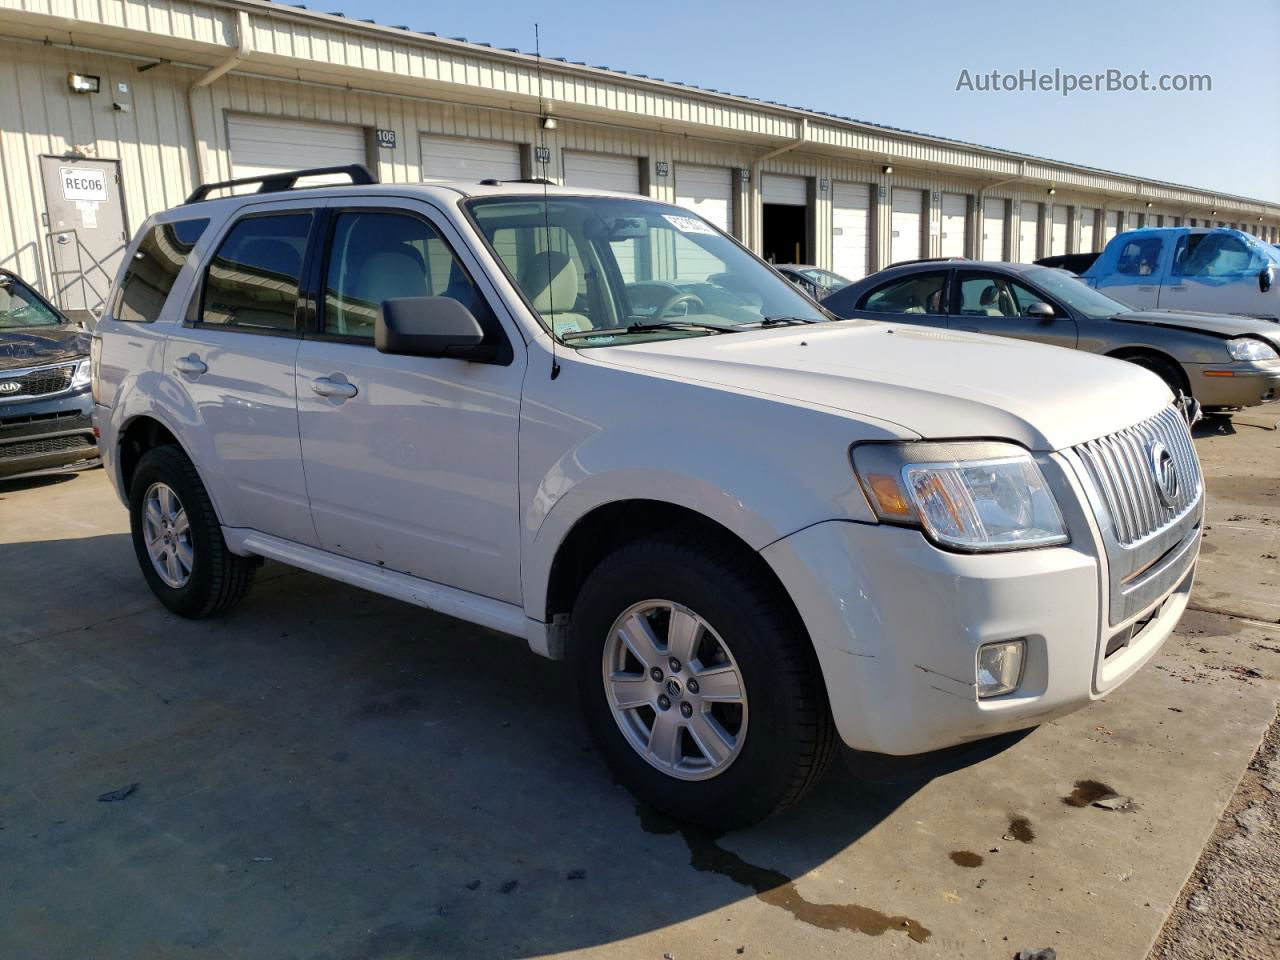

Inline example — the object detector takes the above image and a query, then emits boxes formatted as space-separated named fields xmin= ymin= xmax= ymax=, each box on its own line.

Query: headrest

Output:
xmin=353 ymin=249 xmax=428 ymax=302
xmin=978 ymin=284 xmax=998 ymax=305
xmin=521 ymin=251 xmax=578 ymax=314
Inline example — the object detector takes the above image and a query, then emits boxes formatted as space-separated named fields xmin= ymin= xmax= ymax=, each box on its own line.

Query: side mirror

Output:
xmin=1026 ymin=301 xmax=1056 ymax=320
xmin=375 ymin=297 xmax=491 ymax=360
xmin=1261 ymin=265 xmax=1274 ymax=294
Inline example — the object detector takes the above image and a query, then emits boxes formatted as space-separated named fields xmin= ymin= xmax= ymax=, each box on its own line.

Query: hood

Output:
xmin=0 ymin=325 xmax=90 ymax=372
xmin=592 ymin=320 xmax=1170 ymax=452
xmin=1113 ymin=310 xmax=1280 ymax=345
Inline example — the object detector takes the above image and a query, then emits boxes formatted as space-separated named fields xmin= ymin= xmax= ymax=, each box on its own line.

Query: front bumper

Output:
xmin=0 ymin=389 xmax=99 ymax=481
xmin=1191 ymin=359 xmax=1280 ymax=408
xmin=762 ymin=500 xmax=1198 ymax=756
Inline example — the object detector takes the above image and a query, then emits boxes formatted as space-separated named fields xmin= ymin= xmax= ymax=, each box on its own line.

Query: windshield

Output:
xmin=467 ymin=196 xmax=827 ymax=346
xmin=0 ymin=276 xmax=64 ymax=329
xmin=1023 ymin=266 xmax=1134 ymax=319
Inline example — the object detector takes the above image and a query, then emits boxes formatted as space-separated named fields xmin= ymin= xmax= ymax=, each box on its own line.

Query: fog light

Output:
xmin=977 ymin=640 xmax=1025 ymax=698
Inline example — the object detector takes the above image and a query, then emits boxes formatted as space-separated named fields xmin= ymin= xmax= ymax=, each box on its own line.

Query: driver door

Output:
xmin=950 ymin=271 xmax=1078 ymax=348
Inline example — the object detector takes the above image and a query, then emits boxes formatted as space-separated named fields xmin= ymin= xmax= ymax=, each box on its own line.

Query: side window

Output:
xmin=323 ymin=211 xmax=497 ymax=340
xmin=860 ymin=272 xmax=948 ymax=314
xmin=113 ymin=218 xmax=209 ymax=323
xmin=1115 ymin=237 xmax=1163 ymax=276
xmin=958 ymin=275 xmax=1016 ymax=316
xmin=1008 ymin=280 xmax=1050 ymax=314
xmin=200 ymin=214 xmax=311 ymax=331
xmin=0 ymin=275 xmax=61 ymax=328
xmin=1175 ymin=234 xmax=1260 ymax=278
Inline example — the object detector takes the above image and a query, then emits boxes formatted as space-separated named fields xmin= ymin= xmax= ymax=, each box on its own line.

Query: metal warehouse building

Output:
xmin=2 ymin=0 xmax=1278 ymax=321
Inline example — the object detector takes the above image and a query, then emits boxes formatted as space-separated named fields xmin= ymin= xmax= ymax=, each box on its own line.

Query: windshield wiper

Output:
xmin=560 ymin=320 xmax=737 ymax=341
xmin=753 ymin=315 xmax=823 ymax=327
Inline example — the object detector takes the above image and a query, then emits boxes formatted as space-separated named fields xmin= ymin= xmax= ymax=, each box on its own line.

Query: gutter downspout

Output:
xmin=975 ymin=162 xmax=1026 ymax=258
xmin=187 ymin=10 xmax=253 ymax=188
xmin=750 ymin=117 xmax=807 ymax=253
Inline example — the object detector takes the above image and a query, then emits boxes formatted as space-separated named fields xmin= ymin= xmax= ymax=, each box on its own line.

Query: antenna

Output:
xmin=535 ymin=23 xmax=560 ymax=380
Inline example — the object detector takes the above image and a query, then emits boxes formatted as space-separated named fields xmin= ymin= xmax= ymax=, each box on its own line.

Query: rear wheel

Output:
xmin=129 ymin=445 xmax=255 ymax=618
xmin=569 ymin=533 xmax=837 ymax=829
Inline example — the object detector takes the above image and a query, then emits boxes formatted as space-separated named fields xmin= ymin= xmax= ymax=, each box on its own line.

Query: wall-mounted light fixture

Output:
xmin=1046 ymin=187 xmax=1056 ymax=195
xmin=67 ymin=73 xmax=100 ymax=95
xmin=881 ymin=164 xmax=893 ymax=175
xmin=1145 ymin=201 xmax=1153 ymax=208
xmin=540 ymin=116 xmax=557 ymax=130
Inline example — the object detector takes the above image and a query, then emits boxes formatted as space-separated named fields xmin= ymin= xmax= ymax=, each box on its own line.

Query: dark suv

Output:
xmin=0 ymin=270 xmax=98 ymax=481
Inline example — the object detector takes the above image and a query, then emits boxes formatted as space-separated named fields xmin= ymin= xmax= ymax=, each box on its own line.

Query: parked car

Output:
xmin=0 ymin=269 xmax=98 ymax=481
xmin=822 ymin=259 xmax=1280 ymax=409
xmin=94 ymin=167 xmax=1203 ymax=828
xmin=774 ymin=264 xmax=852 ymax=299
xmin=1035 ymin=252 xmax=1101 ymax=275
xmin=1081 ymin=227 xmax=1280 ymax=322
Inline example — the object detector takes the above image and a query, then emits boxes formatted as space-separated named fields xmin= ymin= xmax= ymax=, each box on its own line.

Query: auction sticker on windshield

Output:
xmin=663 ymin=214 xmax=717 ymax=235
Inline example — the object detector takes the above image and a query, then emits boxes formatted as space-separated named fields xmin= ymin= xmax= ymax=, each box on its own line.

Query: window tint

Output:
xmin=200 ymin=214 xmax=310 ymax=331
xmin=323 ymin=211 xmax=496 ymax=340
xmin=1174 ymin=233 xmax=1261 ymax=278
xmin=956 ymin=274 xmax=1047 ymax=317
xmin=1115 ymin=237 xmax=1163 ymax=276
xmin=113 ymin=219 xmax=209 ymax=323
xmin=860 ymin=272 xmax=948 ymax=314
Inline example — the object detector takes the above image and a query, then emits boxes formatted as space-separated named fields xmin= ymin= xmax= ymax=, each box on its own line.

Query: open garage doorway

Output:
xmin=761 ymin=174 xmax=810 ymax=264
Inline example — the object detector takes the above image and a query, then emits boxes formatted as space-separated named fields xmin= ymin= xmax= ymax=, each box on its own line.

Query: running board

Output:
xmin=222 ymin=527 xmax=557 ymax=658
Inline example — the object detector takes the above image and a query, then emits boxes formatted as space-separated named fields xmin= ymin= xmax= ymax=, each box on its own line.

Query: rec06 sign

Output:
xmin=59 ymin=166 xmax=108 ymax=203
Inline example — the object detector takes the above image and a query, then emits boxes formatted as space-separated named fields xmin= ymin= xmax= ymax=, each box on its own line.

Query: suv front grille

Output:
xmin=0 ymin=362 xmax=77 ymax=400
xmin=0 ymin=434 xmax=93 ymax=460
xmin=1074 ymin=406 xmax=1201 ymax=547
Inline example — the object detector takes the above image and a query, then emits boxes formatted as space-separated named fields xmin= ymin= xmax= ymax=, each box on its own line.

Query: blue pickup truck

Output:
xmin=1082 ymin=227 xmax=1279 ymax=322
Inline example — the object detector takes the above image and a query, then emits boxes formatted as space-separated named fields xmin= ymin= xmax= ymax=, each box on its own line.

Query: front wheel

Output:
xmin=569 ymin=534 xmax=837 ymax=829
xmin=128 ymin=445 xmax=256 ymax=618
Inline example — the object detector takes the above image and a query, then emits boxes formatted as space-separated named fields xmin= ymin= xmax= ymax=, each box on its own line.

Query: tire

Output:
xmin=1124 ymin=353 xmax=1189 ymax=401
xmin=569 ymin=533 xmax=837 ymax=829
xmin=128 ymin=445 xmax=255 ymax=618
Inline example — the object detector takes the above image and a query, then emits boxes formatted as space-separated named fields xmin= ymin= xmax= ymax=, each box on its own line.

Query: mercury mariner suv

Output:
xmin=92 ymin=166 xmax=1203 ymax=827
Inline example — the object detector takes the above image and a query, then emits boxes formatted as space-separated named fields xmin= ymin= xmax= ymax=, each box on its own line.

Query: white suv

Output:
xmin=93 ymin=168 xmax=1203 ymax=827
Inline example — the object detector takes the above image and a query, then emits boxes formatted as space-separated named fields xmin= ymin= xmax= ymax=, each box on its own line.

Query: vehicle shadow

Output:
xmin=1 ymin=532 xmax=1027 ymax=959
xmin=1193 ymin=413 xmax=1236 ymax=438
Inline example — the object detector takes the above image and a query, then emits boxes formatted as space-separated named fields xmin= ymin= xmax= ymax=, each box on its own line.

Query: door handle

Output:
xmin=311 ymin=376 xmax=358 ymax=399
xmin=173 ymin=354 xmax=207 ymax=376
xmin=1137 ymin=284 xmax=1156 ymax=292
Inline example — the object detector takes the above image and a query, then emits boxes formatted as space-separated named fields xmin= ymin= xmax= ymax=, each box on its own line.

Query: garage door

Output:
xmin=1103 ymin=211 xmax=1121 ymax=244
xmin=562 ymin=151 xmax=641 ymax=194
xmin=1050 ymin=205 xmax=1069 ymax=255
xmin=228 ymin=116 xmax=367 ymax=187
xmin=1080 ymin=208 xmax=1097 ymax=251
xmin=890 ymin=188 xmax=923 ymax=264
xmin=982 ymin=197 xmax=1007 ymax=260
xmin=831 ymin=182 xmax=870 ymax=281
xmin=761 ymin=174 xmax=807 ymax=206
xmin=940 ymin=192 xmax=968 ymax=258
xmin=675 ymin=165 xmax=733 ymax=233
xmin=420 ymin=135 xmax=520 ymax=182
xmin=1018 ymin=202 xmax=1041 ymax=262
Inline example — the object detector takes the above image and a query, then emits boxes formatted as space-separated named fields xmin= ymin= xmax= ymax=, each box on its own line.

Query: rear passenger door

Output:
xmin=163 ymin=200 xmax=319 ymax=546
xmin=294 ymin=199 xmax=525 ymax=605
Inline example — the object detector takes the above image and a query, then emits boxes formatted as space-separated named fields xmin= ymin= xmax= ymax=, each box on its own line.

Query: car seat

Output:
xmin=520 ymin=251 xmax=590 ymax=335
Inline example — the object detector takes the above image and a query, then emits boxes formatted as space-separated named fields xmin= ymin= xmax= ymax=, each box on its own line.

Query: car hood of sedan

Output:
xmin=593 ymin=320 xmax=1170 ymax=452
xmin=0 ymin=326 xmax=89 ymax=372
xmin=1113 ymin=310 xmax=1280 ymax=345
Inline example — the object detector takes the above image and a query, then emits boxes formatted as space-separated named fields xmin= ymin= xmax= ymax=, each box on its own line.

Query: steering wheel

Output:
xmin=654 ymin=292 xmax=706 ymax=319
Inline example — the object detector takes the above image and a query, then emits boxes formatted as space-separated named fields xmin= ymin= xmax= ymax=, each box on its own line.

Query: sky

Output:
xmin=331 ymin=0 xmax=1280 ymax=202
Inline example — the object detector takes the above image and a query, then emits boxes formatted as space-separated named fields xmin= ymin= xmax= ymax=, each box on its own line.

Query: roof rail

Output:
xmin=184 ymin=164 xmax=378 ymax=204
xmin=886 ymin=256 xmax=968 ymax=268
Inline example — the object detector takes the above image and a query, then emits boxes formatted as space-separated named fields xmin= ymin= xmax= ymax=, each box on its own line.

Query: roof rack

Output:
xmin=477 ymin=177 xmax=556 ymax=186
xmin=184 ymin=164 xmax=378 ymax=204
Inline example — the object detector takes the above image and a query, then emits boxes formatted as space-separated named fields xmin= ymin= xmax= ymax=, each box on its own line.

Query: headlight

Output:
xmin=1226 ymin=337 xmax=1278 ymax=362
xmin=70 ymin=358 xmax=92 ymax=390
xmin=851 ymin=441 xmax=1069 ymax=552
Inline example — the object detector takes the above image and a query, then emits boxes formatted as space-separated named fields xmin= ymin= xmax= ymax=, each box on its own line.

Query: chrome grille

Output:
xmin=1074 ymin=406 xmax=1202 ymax=547
xmin=0 ymin=362 xmax=76 ymax=400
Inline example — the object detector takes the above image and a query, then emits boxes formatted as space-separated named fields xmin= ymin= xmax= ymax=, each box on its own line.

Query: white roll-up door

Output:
xmin=890 ymin=188 xmax=924 ymax=264
xmin=420 ymin=135 xmax=520 ymax=182
xmin=562 ymin=151 xmax=641 ymax=193
xmin=1103 ymin=211 xmax=1121 ymax=244
xmin=761 ymin=174 xmax=807 ymax=206
xmin=228 ymin=116 xmax=367 ymax=185
xmin=831 ymin=182 xmax=871 ymax=281
xmin=1080 ymin=208 xmax=1097 ymax=251
xmin=675 ymin=165 xmax=733 ymax=233
xmin=940 ymin=193 xmax=968 ymax=258
xmin=1050 ymin=205 xmax=1069 ymax=255
xmin=1018 ymin=202 xmax=1041 ymax=262
xmin=982 ymin=197 xmax=1007 ymax=260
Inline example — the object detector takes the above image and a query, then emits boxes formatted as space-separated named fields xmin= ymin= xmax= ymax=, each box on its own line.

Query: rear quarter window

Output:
xmin=113 ymin=219 xmax=210 ymax=323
